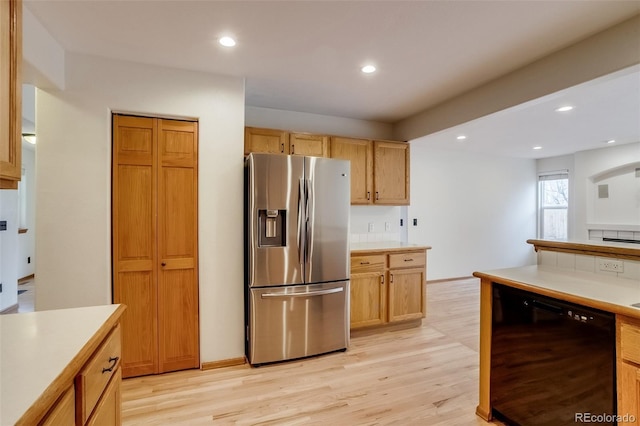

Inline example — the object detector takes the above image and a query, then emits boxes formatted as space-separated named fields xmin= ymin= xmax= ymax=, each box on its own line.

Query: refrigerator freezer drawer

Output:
xmin=248 ymin=281 xmax=350 ymax=365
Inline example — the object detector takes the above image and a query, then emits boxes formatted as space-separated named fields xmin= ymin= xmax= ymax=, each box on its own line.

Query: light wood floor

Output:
xmin=122 ymin=278 xmax=496 ymax=425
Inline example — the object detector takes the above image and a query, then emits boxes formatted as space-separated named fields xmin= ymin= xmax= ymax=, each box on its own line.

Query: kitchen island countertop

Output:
xmin=474 ymin=264 xmax=640 ymax=320
xmin=350 ymin=241 xmax=431 ymax=253
xmin=1 ymin=304 xmax=125 ymax=425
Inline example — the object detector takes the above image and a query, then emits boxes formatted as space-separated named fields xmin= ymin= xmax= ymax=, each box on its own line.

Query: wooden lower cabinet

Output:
xmin=350 ymin=248 xmax=427 ymax=330
xmin=618 ymin=315 xmax=640 ymax=425
xmin=388 ymin=267 xmax=426 ymax=322
xmin=86 ymin=369 xmax=121 ymax=426
xmin=40 ymin=387 xmax=75 ymax=426
xmin=38 ymin=322 xmax=123 ymax=426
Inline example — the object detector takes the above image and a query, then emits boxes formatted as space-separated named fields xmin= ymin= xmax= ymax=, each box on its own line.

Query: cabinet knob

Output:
xmin=380 ymin=274 xmax=385 ymax=284
xmin=367 ymin=191 xmax=371 ymax=200
xmin=291 ymin=144 xmax=295 ymax=154
xmin=161 ymin=262 xmax=166 ymax=267
xmin=390 ymin=274 xmax=394 ymax=283
xmin=281 ymin=143 xmax=284 ymax=153
xmin=375 ymin=191 xmax=379 ymax=200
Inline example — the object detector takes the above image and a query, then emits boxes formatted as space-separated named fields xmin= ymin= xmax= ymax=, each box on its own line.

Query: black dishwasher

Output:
xmin=491 ymin=283 xmax=616 ymax=426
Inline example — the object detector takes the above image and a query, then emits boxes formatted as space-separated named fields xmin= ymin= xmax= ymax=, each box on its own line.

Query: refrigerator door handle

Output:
xmin=305 ymin=178 xmax=314 ymax=273
xmin=261 ymin=287 xmax=344 ymax=299
xmin=297 ymin=178 xmax=305 ymax=267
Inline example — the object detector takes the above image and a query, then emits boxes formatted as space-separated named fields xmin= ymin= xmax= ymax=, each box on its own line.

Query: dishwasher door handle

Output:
xmin=531 ymin=299 xmax=563 ymax=315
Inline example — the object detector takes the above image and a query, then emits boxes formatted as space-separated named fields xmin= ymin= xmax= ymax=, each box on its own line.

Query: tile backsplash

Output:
xmin=351 ymin=232 xmax=401 ymax=243
xmin=538 ymin=250 xmax=640 ymax=281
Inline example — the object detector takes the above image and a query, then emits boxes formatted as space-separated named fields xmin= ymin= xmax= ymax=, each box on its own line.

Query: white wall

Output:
xmin=246 ymin=106 xmax=394 ymax=140
xmin=407 ymin=143 xmax=537 ymax=280
xmin=0 ymin=190 xmax=19 ymax=311
xmin=573 ymin=142 xmax=640 ymax=239
xmin=17 ymin=146 xmax=36 ymax=279
xmin=35 ymin=52 xmax=245 ymax=364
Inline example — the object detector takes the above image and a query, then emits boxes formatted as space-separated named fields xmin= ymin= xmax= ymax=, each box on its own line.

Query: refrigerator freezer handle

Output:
xmin=261 ymin=287 xmax=344 ymax=299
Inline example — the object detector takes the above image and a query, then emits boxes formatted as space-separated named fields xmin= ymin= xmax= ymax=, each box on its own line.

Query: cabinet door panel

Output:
xmin=158 ymin=119 xmax=199 ymax=373
xmin=388 ymin=267 xmax=425 ymax=322
xmin=350 ymin=272 xmax=386 ymax=329
xmin=619 ymin=362 xmax=640 ymax=426
xmin=290 ymin=133 xmax=328 ymax=157
xmin=373 ymin=141 xmax=409 ymax=205
xmin=0 ymin=0 xmax=21 ymax=188
xmin=330 ymin=137 xmax=373 ymax=204
xmin=245 ymin=127 xmax=288 ymax=155
xmin=112 ymin=115 xmax=158 ymax=378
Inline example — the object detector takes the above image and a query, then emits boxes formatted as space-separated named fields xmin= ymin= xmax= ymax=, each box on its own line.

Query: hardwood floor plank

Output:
xmin=122 ymin=278 xmax=497 ymax=425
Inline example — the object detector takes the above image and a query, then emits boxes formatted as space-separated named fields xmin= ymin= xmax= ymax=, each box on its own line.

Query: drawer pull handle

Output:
xmin=360 ymin=261 xmax=370 ymax=265
xmin=367 ymin=191 xmax=371 ymax=200
xmin=380 ymin=274 xmax=384 ymax=284
xmin=404 ymin=258 xmax=414 ymax=262
xmin=102 ymin=356 xmax=119 ymax=374
xmin=281 ymin=143 xmax=284 ymax=153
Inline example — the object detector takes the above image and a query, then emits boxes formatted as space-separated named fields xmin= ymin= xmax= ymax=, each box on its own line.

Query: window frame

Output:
xmin=537 ymin=170 xmax=569 ymax=240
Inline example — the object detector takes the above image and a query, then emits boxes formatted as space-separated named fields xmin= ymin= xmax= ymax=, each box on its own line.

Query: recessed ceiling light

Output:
xmin=361 ymin=65 xmax=376 ymax=74
xmin=606 ymin=139 xmax=616 ymax=144
xmin=555 ymin=106 xmax=574 ymax=112
xmin=533 ymin=146 xmax=543 ymax=150
xmin=456 ymin=135 xmax=467 ymax=140
xmin=219 ymin=36 xmax=236 ymax=47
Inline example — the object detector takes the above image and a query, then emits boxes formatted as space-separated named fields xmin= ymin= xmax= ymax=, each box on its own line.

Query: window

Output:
xmin=538 ymin=171 xmax=569 ymax=240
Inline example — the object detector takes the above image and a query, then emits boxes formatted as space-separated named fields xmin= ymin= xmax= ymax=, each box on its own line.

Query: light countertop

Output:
xmin=474 ymin=265 xmax=640 ymax=319
xmin=1 ymin=304 xmax=124 ymax=425
xmin=350 ymin=241 xmax=431 ymax=254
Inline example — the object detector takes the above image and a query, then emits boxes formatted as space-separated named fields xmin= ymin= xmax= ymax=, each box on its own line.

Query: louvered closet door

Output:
xmin=112 ymin=115 xmax=159 ymax=377
xmin=157 ymin=119 xmax=200 ymax=372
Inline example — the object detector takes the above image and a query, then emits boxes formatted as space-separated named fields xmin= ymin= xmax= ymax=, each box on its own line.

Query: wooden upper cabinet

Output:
xmin=245 ymin=127 xmax=410 ymax=206
xmin=244 ymin=127 xmax=288 ymax=155
xmin=289 ymin=133 xmax=328 ymax=157
xmin=0 ymin=0 xmax=21 ymax=189
xmin=330 ymin=137 xmax=373 ymax=204
xmin=373 ymin=141 xmax=410 ymax=205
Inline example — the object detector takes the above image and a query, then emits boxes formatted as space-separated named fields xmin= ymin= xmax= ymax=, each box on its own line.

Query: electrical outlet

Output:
xmin=598 ymin=258 xmax=624 ymax=273
xmin=368 ymin=223 xmax=374 ymax=233
xmin=385 ymin=222 xmax=391 ymax=232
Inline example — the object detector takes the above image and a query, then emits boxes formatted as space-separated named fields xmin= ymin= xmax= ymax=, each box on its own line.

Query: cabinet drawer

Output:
xmin=76 ymin=324 xmax=122 ymax=424
xmin=621 ymin=321 xmax=640 ymax=365
xmin=86 ymin=368 xmax=121 ymax=426
xmin=351 ymin=254 xmax=386 ymax=273
xmin=388 ymin=251 xmax=425 ymax=269
xmin=40 ymin=386 xmax=75 ymax=426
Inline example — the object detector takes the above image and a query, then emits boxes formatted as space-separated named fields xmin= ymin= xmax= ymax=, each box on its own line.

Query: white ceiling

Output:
xmin=24 ymin=1 xmax=640 ymax=159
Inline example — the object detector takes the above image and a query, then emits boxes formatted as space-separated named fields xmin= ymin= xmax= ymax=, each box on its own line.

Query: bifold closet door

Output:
xmin=157 ymin=119 xmax=199 ymax=373
xmin=112 ymin=115 xmax=159 ymax=378
xmin=112 ymin=115 xmax=199 ymax=378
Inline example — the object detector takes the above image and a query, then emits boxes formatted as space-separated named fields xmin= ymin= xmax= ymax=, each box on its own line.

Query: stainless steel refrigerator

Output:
xmin=245 ymin=153 xmax=350 ymax=365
